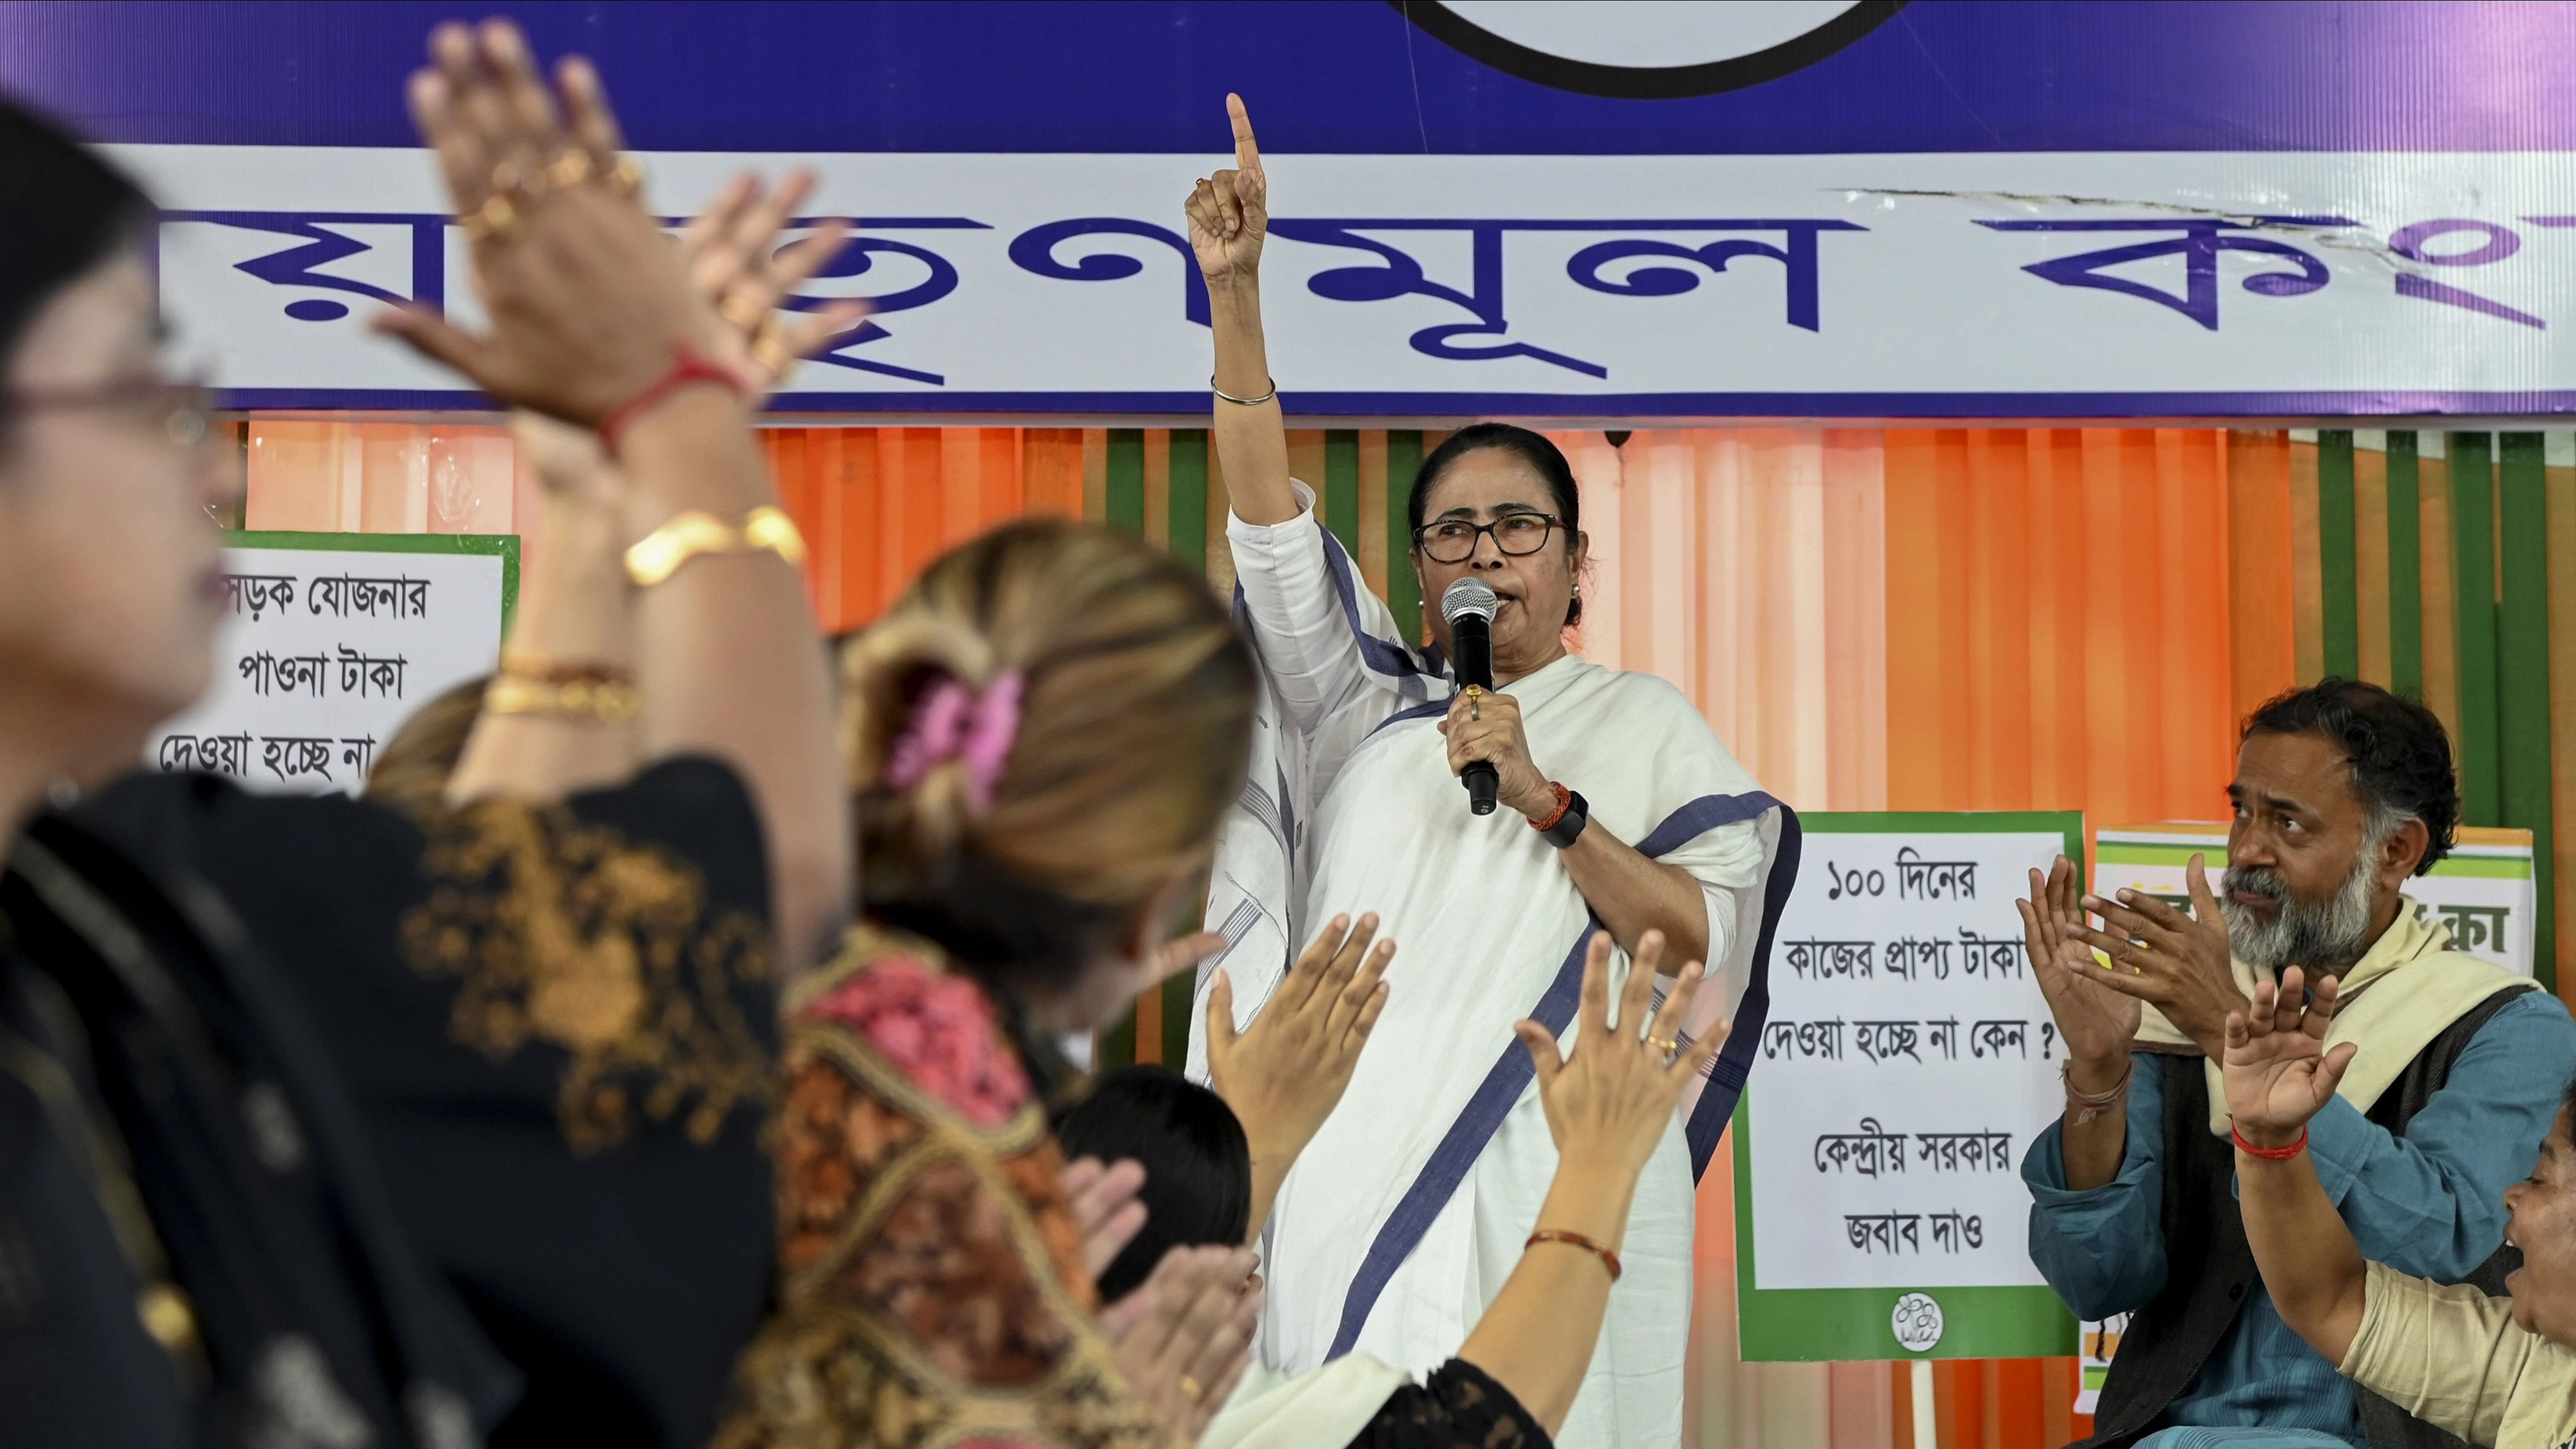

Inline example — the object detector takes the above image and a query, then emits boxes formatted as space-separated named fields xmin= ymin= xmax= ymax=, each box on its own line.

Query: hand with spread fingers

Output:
xmin=508 ymin=171 xmax=871 ymax=493
xmin=2061 ymin=853 xmax=2249 ymax=1058
xmin=1515 ymin=930 xmax=1727 ymax=1178
xmin=2223 ymin=966 xmax=2356 ymax=1150
xmin=375 ymin=19 xmax=722 ymax=425
xmin=1208 ymin=913 xmax=1395 ymax=1239
xmin=1058 ymin=1156 xmax=1150 ymax=1281
xmin=1184 ymin=93 xmax=1268 ymax=290
xmin=677 ymin=170 xmax=870 ymax=394
xmin=1098 ymin=1242 xmax=1263 ymax=1441
xmin=2017 ymin=855 xmax=2144 ymax=1069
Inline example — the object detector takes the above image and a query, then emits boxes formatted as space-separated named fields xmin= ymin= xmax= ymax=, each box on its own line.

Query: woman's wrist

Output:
xmin=1511 ymin=778 xmax=1562 ymax=823
xmin=616 ymin=387 xmax=766 ymax=520
xmin=1536 ymin=1156 xmax=1636 ymax=1248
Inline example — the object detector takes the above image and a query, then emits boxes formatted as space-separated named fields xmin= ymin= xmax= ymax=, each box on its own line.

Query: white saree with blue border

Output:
xmin=1187 ymin=485 xmax=1798 ymax=1449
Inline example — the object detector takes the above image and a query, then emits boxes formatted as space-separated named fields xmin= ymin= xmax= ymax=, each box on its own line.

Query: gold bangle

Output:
xmin=498 ymin=650 xmax=634 ymax=686
xmin=623 ymin=505 xmax=808 ymax=588
xmin=484 ymin=674 xmax=641 ymax=723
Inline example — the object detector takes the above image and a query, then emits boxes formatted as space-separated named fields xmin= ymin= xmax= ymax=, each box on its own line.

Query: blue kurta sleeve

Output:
xmin=2022 ymin=1052 xmax=2170 ymax=1319
xmin=2306 ymin=990 xmax=2576 ymax=1279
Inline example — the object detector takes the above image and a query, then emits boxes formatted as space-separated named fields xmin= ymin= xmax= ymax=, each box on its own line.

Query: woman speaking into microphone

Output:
xmin=1180 ymin=97 xmax=1796 ymax=1449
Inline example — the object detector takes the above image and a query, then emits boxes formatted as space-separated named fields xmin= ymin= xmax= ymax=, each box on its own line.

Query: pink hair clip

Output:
xmin=884 ymin=670 xmax=1024 ymax=811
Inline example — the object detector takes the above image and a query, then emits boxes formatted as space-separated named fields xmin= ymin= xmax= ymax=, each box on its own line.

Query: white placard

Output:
xmin=1749 ymin=828 xmax=2070 ymax=1292
xmin=146 ymin=538 xmax=511 ymax=794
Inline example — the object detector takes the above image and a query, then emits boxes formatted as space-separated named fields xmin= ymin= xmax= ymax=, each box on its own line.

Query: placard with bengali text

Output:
xmin=146 ymin=532 xmax=515 ymax=794
xmin=1735 ymin=811 xmax=2083 ymax=1363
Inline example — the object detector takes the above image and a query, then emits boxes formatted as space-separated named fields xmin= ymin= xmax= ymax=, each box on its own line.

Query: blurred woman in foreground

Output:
xmin=717 ymin=520 xmax=1285 ymax=1448
xmin=0 ymin=23 xmax=846 ymax=1446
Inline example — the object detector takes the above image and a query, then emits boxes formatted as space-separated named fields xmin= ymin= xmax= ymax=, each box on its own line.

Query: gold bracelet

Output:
xmin=623 ymin=505 xmax=808 ymax=588
xmin=484 ymin=674 xmax=642 ymax=724
xmin=498 ymin=650 xmax=635 ymax=686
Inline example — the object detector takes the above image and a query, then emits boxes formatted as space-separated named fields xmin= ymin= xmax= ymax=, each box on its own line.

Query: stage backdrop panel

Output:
xmin=115 ymin=146 xmax=2576 ymax=419
xmin=1734 ymin=809 xmax=2083 ymax=1363
xmin=147 ymin=532 xmax=515 ymax=794
xmin=19 ymin=2 xmax=2576 ymax=418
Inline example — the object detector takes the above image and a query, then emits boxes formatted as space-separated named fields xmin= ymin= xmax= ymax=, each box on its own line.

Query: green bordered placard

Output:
xmin=223 ymin=531 xmax=520 ymax=639
xmin=1733 ymin=809 xmax=2083 ymax=1362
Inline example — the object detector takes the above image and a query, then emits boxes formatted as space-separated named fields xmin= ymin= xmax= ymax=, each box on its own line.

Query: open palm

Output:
xmin=2223 ymin=966 xmax=2355 ymax=1144
xmin=2017 ymin=858 xmax=2141 ymax=1064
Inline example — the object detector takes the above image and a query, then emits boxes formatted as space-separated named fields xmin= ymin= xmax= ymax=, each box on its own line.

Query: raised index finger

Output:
xmin=1226 ymin=93 xmax=1262 ymax=175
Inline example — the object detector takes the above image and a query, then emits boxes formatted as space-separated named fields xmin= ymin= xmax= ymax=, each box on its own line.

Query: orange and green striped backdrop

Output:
xmin=238 ymin=418 xmax=2576 ymax=1449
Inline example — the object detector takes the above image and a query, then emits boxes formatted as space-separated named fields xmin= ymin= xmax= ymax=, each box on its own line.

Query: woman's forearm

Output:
xmin=1560 ymin=828 xmax=1711 ymax=970
xmin=1210 ymin=278 xmax=1296 ymax=526
xmin=1455 ymin=1152 xmax=1636 ymax=1435
xmin=447 ymin=488 xmax=638 ymax=804
xmin=1242 ymin=1129 xmax=1299 ymax=1247
xmin=618 ymin=389 xmax=850 ymax=970
xmin=2238 ymin=1146 xmax=2368 ymax=1366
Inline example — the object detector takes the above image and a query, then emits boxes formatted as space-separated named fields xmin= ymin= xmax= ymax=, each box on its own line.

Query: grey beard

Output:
xmin=2220 ymin=846 xmax=2383 ymax=973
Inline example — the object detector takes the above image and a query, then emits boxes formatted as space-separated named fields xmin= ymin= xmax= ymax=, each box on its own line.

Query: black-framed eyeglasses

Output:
xmin=1412 ymin=512 xmax=1561 ymax=565
xmin=8 ymin=374 xmax=214 ymax=449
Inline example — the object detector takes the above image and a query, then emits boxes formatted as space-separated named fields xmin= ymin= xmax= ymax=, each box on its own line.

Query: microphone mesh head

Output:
xmin=1441 ymin=577 xmax=1501 ymax=623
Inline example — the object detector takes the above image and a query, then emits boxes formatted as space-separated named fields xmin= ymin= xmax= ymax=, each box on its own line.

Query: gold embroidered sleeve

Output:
xmin=718 ymin=1043 xmax=1174 ymax=1449
xmin=400 ymin=794 xmax=774 ymax=1152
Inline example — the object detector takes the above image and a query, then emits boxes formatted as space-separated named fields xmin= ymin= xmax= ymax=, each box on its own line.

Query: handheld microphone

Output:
xmin=1441 ymin=578 xmax=1502 ymax=816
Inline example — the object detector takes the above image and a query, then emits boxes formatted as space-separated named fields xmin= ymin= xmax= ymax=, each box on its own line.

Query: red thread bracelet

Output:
xmin=597 ymin=342 xmax=744 ymax=454
xmin=2230 ymin=1120 xmax=2308 ymax=1160
xmin=1526 ymin=1229 xmax=1621 ymax=1282
xmin=1530 ymin=782 xmax=1572 ymax=833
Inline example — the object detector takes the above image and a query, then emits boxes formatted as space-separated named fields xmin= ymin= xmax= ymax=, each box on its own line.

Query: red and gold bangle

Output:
xmin=1526 ymin=1228 xmax=1621 ymax=1282
xmin=597 ymin=341 xmax=745 ymax=454
xmin=2229 ymin=1120 xmax=2309 ymax=1161
xmin=1530 ymin=782 xmax=1573 ymax=833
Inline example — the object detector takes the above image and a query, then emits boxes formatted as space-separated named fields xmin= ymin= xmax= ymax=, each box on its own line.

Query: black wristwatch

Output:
xmin=1537 ymin=787 xmax=1590 ymax=849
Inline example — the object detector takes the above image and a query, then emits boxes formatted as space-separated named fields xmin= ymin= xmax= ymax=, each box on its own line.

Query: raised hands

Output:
xmin=1058 ymin=1156 xmax=1149 ymax=1281
xmin=1185 ymin=93 xmax=1269 ymax=289
xmin=677 ymin=170 xmax=869 ymax=396
xmin=510 ymin=172 xmax=870 ymax=493
xmin=1098 ymin=1243 xmax=1262 ymax=1441
xmin=378 ymin=20 xmax=715 ymax=425
xmin=2017 ymin=855 xmax=2144 ymax=1071
xmin=2223 ymin=966 xmax=2355 ymax=1149
xmin=1515 ymin=930 xmax=1726 ymax=1178
xmin=1208 ymin=913 xmax=1394 ymax=1167
xmin=2068 ymin=854 xmax=2249 ymax=1057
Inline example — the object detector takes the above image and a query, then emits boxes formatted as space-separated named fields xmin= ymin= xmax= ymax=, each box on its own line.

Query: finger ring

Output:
xmin=1645 ymin=1035 xmax=1680 ymax=1053
xmin=489 ymin=158 xmax=544 ymax=205
xmin=607 ymin=154 xmax=645 ymax=198
xmin=460 ymin=192 xmax=519 ymax=243
xmin=751 ymin=318 xmax=794 ymax=377
xmin=544 ymin=147 xmax=595 ymax=189
xmin=1470 ymin=700 xmax=1481 ymax=721
xmin=1178 ymin=1373 xmax=1204 ymax=1404
xmin=722 ymin=292 xmax=771 ymax=332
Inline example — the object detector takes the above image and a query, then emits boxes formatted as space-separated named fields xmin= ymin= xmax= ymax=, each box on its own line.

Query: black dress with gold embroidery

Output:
xmin=18 ymin=757 xmax=780 ymax=1448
